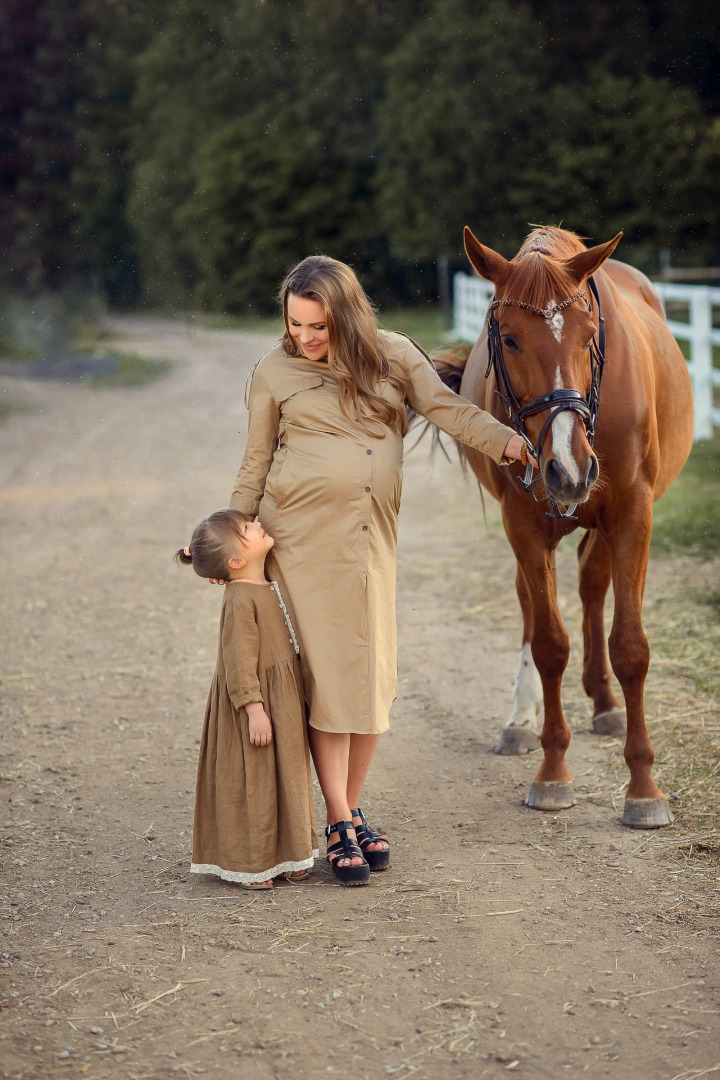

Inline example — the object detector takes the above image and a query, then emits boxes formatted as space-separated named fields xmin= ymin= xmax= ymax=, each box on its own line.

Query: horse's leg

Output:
xmin=606 ymin=502 xmax=673 ymax=828
xmin=504 ymin=522 xmax=575 ymax=810
xmin=494 ymin=564 xmax=543 ymax=754
xmin=577 ymin=529 xmax=626 ymax=735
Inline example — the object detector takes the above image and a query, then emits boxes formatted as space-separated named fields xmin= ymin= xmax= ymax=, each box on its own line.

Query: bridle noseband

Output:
xmin=485 ymin=276 xmax=606 ymax=520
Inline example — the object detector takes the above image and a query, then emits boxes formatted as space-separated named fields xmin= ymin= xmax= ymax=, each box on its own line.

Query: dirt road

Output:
xmin=1 ymin=319 xmax=718 ymax=1080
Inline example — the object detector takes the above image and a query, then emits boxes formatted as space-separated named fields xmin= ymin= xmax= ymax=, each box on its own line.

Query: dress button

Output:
xmin=362 ymin=525 xmax=368 ymax=531
xmin=366 ymin=449 xmax=372 ymax=455
xmin=365 ymin=486 xmax=371 ymax=493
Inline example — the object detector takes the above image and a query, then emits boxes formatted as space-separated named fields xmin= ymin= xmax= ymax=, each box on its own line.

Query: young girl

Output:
xmin=176 ymin=509 xmax=317 ymax=890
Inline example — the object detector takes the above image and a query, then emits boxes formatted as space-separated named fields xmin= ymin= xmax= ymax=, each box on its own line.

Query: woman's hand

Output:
xmin=208 ymin=578 xmax=228 ymax=585
xmin=246 ymin=702 xmax=273 ymax=746
xmin=503 ymin=434 xmax=537 ymax=468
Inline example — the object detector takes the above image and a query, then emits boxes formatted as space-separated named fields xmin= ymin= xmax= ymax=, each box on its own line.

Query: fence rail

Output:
xmin=653 ymin=283 xmax=720 ymax=440
xmin=452 ymin=273 xmax=720 ymax=441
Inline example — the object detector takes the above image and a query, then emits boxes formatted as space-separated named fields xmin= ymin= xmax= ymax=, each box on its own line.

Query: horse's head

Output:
xmin=464 ymin=226 xmax=622 ymax=509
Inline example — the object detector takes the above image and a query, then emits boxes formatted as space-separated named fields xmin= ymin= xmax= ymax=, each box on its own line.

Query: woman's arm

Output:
xmin=229 ymin=364 xmax=280 ymax=515
xmin=400 ymin=339 xmax=527 ymax=465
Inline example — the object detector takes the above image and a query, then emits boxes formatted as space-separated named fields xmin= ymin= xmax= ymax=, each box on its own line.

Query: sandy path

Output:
xmin=0 ymin=319 xmax=718 ymax=1080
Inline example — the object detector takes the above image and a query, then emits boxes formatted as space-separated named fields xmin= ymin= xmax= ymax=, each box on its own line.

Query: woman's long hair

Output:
xmin=279 ymin=256 xmax=408 ymax=437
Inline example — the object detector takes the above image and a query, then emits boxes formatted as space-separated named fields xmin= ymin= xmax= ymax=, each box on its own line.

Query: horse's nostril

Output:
xmin=586 ymin=455 xmax=599 ymax=487
xmin=543 ymin=459 xmax=569 ymax=499
xmin=545 ymin=459 xmax=564 ymax=490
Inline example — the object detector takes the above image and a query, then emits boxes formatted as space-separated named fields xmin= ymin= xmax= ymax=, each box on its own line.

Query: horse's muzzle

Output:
xmin=543 ymin=451 xmax=599 ymax=505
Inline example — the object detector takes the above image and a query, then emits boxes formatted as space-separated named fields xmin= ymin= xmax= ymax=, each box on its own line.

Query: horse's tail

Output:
xmin=430 ymin=339 xmax=492 ymax=522
xmin=407 ymin=340 xmax=473 ymax=467
xmin=430 ymin=339 xmax=473 ymax=394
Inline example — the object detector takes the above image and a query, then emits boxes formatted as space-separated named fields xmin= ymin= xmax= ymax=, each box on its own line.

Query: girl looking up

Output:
xmin=177 ymin=509 xmax=317 ymax=890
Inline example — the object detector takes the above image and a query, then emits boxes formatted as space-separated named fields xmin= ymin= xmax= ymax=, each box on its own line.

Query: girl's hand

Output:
xmin=503 ymin=434 xmax=537 ymax=468
xmin=246 ymin=702 xmax=273 ymax=746
xmin=209 ymin=578 xmax=228 ymax=585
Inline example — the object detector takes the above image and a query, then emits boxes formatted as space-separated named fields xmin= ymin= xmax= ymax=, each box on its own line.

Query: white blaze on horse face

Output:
xmin=551 ymin=365 xmax=581 ymax=485
xmin=546 ymin=300 xmax=564 ymax=343
xmin=507 ymin=642 xmax=543 ymax=730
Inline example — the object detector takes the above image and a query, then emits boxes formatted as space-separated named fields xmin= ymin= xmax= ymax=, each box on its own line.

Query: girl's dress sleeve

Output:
xmin=398 ymin=337 xmax=515 ymax=465
xmin=221 ymin=594 xmax=264 ymax=710
xmin=229 ymin=363 xmax=280 ymax=517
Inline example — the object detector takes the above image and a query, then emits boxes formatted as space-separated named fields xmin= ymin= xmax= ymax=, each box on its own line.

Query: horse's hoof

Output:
xmin=494 ymin=726 xmax=540 ymax=755
xmin=592 ymin=708 xmax=627 ymax=735
xmin=622 ymin=797 xmax=674 ymax=829
xmin=525 ymin=780 xmax=575 ymax=810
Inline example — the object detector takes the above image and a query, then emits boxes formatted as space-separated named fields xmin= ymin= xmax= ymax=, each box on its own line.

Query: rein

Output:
xmin=485 ymin=276 xmax=606 ymax=520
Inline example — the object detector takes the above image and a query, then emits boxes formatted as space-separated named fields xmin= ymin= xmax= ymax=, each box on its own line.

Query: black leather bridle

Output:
xmin=485 ymin=276 xmax=606 ymax=520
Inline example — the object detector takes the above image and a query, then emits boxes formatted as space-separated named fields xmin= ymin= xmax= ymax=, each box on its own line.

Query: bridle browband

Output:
xmin=485 ymin=276 xmax=606 ymax=520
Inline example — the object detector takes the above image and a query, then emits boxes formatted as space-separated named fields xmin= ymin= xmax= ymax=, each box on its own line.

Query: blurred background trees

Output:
xmin=1 ymin=0 xmax=718 ymax=315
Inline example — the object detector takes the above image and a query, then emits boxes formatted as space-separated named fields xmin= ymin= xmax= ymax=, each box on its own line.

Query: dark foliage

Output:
xmin=0 ymin=0 xmax=717 ymax=310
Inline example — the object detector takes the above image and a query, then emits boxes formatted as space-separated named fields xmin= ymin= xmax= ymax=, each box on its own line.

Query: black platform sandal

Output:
xmin=351 ymin=808 xmax=390 ymax=871
xmin=325 ymin=821 xmax=371 ymax=886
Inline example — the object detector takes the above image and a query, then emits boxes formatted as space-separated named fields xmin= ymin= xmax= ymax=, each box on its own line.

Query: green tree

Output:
xmin=3 ymin=0 xmax=717 ymax=312
xmin=375 ymin=0 xmax=720 ymax=270
xmin=127 ymin=0 xmax=248 ymax=308
xmin=374 ymin=0 xmax=550 ymax=264
xmin=0 ymin=0 xmax=87 ymax=291
xmin=512 ymin=69 xmax=720 ymax=267
xmin=70 ymin=0 xmax=164 ymax=306
xmin=522 ymin=0 xmax=720 ymax=113
xmin=131 ymin=0 xmax=428 ymax=310
xmin=0 ymin=0 xmax=162 ymax=303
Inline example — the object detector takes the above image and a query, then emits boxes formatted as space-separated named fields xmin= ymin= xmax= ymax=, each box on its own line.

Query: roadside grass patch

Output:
xmin=0 ymin=352 xmax=172 ymax=387
xmin=651 ymin=431 xmax=720 ymax=556
xmin=0 ymin=400 xmax=31 ymax=423
xmin=84 ymin=352 xmax=172 ymax=387
xmin=378 ymin=306 xmax=449 ymax=353
xmin=196 ymin=312 xmax=283 ymax=337
xmin=701 ymin=586 xmax=720 ymax=620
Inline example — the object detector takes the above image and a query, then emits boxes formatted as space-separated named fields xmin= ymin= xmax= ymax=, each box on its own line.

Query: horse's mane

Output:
xmin=504 ymin=226 xmax=588 ymax=310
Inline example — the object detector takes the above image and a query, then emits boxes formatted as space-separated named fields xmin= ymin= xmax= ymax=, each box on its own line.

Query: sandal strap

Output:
xmin=350 ymin=807 xmax=388 ymax=846
xmin=325 ymin=819 xmax=354 ymax=840
xmin=327 ymin=839 xmax=364 ymax=865
xmin=325 ymin=820 xmax=366 ymax=864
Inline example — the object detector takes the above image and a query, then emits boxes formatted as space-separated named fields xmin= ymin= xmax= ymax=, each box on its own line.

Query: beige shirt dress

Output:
xmin=230 ymin=330 xmax=514 ymax=736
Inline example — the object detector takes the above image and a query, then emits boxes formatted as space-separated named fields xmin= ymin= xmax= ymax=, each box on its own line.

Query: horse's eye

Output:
xmin=502 ymin=335 xmax=519 ymax=351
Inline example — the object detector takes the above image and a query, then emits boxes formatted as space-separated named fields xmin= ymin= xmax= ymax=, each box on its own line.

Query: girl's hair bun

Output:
xmin=174 ymin=509 xmax=252 ymax=579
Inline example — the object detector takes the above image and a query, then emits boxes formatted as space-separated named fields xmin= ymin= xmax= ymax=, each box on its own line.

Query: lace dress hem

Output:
xmin=190 ymin=851 xmax=318 ymax=884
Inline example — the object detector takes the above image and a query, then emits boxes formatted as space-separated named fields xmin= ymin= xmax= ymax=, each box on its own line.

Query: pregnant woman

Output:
xmin=229 ymin=255 xmax=527 ymax=885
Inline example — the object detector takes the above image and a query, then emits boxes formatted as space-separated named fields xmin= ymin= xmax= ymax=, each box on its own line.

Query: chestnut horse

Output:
xmin=445 ymin=226 xmax=693 ymax=828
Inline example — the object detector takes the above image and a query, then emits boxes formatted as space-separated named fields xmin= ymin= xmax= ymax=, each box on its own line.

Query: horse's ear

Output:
xmin=564 ymin=232 xmax=623 ymax=283
xmin=463 ymin=226 xmax=512 ymax=287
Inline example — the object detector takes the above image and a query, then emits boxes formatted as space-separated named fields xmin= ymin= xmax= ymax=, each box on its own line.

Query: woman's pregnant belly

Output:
xmin=267 ymin=424 xmax=403 ymax=519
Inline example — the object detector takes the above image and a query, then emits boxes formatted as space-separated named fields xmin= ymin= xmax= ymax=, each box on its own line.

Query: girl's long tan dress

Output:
xmin=230 ymin=330 xmax=514 ymax=736
xmin=191 ymin=581 xmax=318 ymax=884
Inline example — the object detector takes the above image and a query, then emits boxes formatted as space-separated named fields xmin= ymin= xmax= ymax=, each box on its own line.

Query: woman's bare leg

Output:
xmin=347 ymin=734 xmax=388 ymax=852
xmin=345 ymin=733 xmax=379 ymax=807
xmin=308 ymin=729 xmax=363 ymax=867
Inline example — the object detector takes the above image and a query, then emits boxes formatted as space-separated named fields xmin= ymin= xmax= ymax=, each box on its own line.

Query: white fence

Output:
xmin=452 ymin=272 xmax=720 ymax=441
xmin=653 ymin=283 xmax=720 ymax=440
xmin=452 ymin=273 xmax=495 ymax=343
